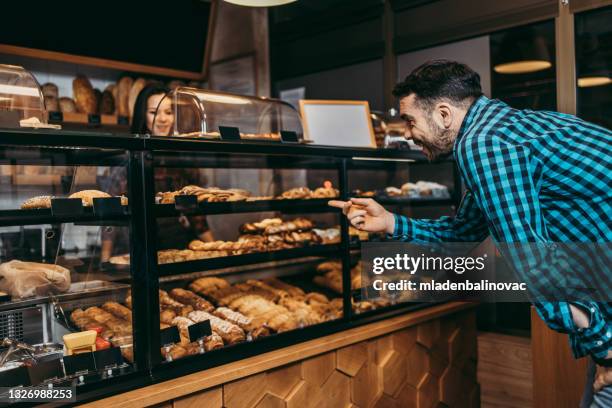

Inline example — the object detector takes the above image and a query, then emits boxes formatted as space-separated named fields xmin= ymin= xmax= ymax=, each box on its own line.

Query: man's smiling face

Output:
xmin=399 ymin=94 xmax=458 ymax=161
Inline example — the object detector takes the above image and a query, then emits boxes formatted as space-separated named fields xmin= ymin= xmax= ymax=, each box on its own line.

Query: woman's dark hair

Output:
xmin=130 ymin=82 xmax=170 ymax=134
xmin=393 ymin=60 xmax=483 ymax=110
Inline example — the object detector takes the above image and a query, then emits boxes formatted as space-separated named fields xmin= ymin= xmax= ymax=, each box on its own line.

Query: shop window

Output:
xmin=575 ymin=6 xmax=612 ymax=129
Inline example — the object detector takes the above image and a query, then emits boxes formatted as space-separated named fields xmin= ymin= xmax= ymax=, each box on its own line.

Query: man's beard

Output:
xmin=420 ymin=120 xmax=456 ymax=161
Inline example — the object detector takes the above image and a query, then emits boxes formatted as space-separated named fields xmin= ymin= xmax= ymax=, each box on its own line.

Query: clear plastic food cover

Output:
xmin=0 ymin=64 xmax=47 ymax=128
xmin=152 ymin=87 xmax=303 ymax=140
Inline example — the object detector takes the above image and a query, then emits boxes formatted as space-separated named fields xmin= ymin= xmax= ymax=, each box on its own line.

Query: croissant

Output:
xmin=189 ymin=277 xmax=230 ymax=296
xmin=102 ymin=302 xmax=132 ymax=322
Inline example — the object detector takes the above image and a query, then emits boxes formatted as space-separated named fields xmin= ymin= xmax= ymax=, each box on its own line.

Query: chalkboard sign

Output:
xmin=0 ymin=0 xmax=213 ymax=75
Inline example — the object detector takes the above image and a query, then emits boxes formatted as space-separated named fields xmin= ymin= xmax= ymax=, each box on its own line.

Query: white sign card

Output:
xmin=299 ymin=100 xmax=376 ymax=148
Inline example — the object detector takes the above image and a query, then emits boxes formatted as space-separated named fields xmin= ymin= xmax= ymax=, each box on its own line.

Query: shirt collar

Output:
xmin=454 ymin=95 xmax=489 ymax=151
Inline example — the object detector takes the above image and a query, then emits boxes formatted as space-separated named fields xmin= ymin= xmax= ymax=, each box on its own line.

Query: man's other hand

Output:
xmin=328 ymin=198 xmax=395 ymax=234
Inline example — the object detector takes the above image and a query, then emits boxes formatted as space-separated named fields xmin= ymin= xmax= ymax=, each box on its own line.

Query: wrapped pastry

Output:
xmin=169 ymin=288 xmax=214 ymax=312
xmin=188 ymin=311 xmax=245 ymax=345
xmin=0 ymin=260 xmax=71 ymax=298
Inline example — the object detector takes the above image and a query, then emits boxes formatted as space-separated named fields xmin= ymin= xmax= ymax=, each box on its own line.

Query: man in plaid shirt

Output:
xmin=330 ymin=60 xmax=611 ymax=406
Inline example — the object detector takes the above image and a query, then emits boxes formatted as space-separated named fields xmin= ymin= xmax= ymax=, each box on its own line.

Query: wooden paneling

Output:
xmin=80 ymin=302 xmax=476 ymax=408
xmin=173 ymin=387 xmax=222 ymax=408
xmin=478 ymin=332 xmax=532 ymax=408
xmin=531 ymin=308 xmax=588 ymax=408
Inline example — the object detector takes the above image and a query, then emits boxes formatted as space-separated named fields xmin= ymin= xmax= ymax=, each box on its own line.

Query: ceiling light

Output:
xmin=223 ymin=0 xmax=297 ymax=7
xmin=494 ymin=60 xmax=552 ymax=74
xmin=578 ymin=76 xmax=612 ymax=88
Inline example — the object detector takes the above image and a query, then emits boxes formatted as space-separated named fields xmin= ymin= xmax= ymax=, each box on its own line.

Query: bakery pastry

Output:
xmin=41 ymin=83 xmax=59 ymax=99
xmin=312 ymin=187 xmax=339 ymax=198
xmin=73 ymin=75 xmax=98 ymax=114
xmin=109 ymin=254 xmax=130 ymax=265
xmin=117 ymin=77 xmax=133 ymax=118
xmin=59 ymin=97 xmax=77 ymax=113
xmin=100 ymin=88 xmax=115 ymax=115
xmin=278 ymin=187 xmax=312 ymax=200
xmin=262 ymin=278 xmax=305 ymax=297
xmin=159 ymin=290 xmax=193 ymax=316
xmin=102 ymin=302 xmax=132 ymax=322
xmin=213 ymin=307 xmax=269 ymax=338
xmin=189 ymin=277 xmax=230 ymax=296
xmin=279 ymin=297 xmax=322 ymax=326
xmin=169 ymin=288 xmax=214 ymax=312
xmin=44 ymin=96 xmax=60 ymax=112
xmin=128 ymin=78 xmax=147 ymax=119
xmin=188 ymin=310 xmax=246 ymax=345
xmin=160 ymin=309 xmax=177 ymax=325
xmin=263 ymin=218 xmax=313 ymax=235
xmin=68 ymin=190 xmax=111 ymax=207
xmin=20 ymin=195 xmax=53 ymax=210
xmin=239 ymin=218 xmax=282 ymax=234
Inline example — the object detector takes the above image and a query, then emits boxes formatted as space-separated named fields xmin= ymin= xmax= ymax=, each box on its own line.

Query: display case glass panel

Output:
xmin=152 ymin=87 xmax=304 ymax=140
xmin=0 ymin=64 xmax=47 ymax=129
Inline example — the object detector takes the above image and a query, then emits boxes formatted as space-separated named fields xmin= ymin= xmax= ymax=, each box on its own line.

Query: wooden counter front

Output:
xmin=80 ymin=302 xmax=478 ymax=408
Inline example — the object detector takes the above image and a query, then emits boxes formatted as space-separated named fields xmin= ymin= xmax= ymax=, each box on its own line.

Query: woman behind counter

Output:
xmin=101 ymin=83 xmax=212 ymax=262
xmin=130 ymin=83 xmax=174 ymax=136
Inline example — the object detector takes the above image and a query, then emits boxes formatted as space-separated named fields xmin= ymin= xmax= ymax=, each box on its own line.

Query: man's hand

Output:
xmin=328 ymin=198 xmax=395 ymax=234
xmin=594 ymin=364 xmax=612 ymax=392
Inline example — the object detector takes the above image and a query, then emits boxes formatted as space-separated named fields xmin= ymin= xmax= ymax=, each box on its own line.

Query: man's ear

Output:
xmin=435 ymin=102 xmax=453 ymax=129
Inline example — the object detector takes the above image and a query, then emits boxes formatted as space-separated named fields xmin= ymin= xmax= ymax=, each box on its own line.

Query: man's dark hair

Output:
xmin=393 ymin=59 xmax=483 ymax=109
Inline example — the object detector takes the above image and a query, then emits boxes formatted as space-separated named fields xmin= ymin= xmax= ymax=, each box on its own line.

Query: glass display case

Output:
xmin=0 ymin=64 xmax=48 ymax=129
xmin=152 ymin=87 xmax=304 ymax=141
xmin=0 ymin=130 xmax=146 ymax=400
xmin=0 ymin=127 xmax=460 ymax=402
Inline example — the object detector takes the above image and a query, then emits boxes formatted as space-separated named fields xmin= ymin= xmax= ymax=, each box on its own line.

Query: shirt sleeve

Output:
xmin=459 ymin=135 xmax=611 ymax=360
xmin=390 ymin=189 xmax=489 ymax=243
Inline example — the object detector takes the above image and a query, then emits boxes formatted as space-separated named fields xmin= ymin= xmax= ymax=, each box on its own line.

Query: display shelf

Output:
xmin=156 ymin=244 xmax=342 ymax=276
xmin=0 ymin=208 xmax=130 ymax=227
xmin=154 ymin=198 xmax=340 ymax=217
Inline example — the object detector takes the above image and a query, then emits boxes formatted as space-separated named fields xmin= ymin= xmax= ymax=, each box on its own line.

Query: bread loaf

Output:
xmin=117 ymin=77 xmax=133 ymax=118
xmin=68 ymin=190 xmax=111 ymax=207
xmin=100 ymin=88 xmax=115 ymax=115
xmin=44 ymin=96 xmax=59 ymax=112
xmin=41 ymin=83 xmax=58 ymax=99
xmin=128 ymin=78 xmax=147 ymax=119
xmin=20 ymin=195 xmax=53 ymax=210
xmin=73 ymin=75 xmax=97 ymax=114
xmin=59 ymin=97 xmax=77 ymax=113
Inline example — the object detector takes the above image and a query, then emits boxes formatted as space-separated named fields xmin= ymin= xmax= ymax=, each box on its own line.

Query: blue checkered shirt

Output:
xmin=391 ymin=95 xmax=612 ymax=361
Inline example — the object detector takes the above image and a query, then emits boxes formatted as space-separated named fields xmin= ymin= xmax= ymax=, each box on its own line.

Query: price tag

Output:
xmin=188 ymin=320 xmax=212 ymax=342
xmin=63 ymin=353 xmax=95 ymax=375
xmin=219 ymin=126 xmax=241 ymax=141
xmin=48 ymin=111 xmax=64 ymax=123
xmin=92 ymin=197 xmax=124 ymax=216
xmin=93 ymin=347 xmax=123 ymax=369
xmin=27 ymin=358 xmax=63 ymax=386
xmin=280 ymin=131 xmax=299 ymax=143
xmin=160 ymin=326 xmax=180 ymax=347
xmin=50 ymin=198 xmax=84 ymax=216
xmin=87 ymin=114 xmax=101 ymax=126
xmin=0 ymin=366 xmax=30 ymax=387
xmin=117 ymin=116 xmax=129 ymax=126
xmin=174 ymin=195 xmax=198 ymax=211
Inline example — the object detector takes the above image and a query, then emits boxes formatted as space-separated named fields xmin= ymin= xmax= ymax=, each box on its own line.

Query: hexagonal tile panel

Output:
xmin=417 ymin=373 xmax=439 ymax=408
xmin=255 ymin=392 xmax=285 ymax=408
xmin=351 ymin=362 xmax=381 ymax=408
xmin=320 ymin=371 xmax=351 ymax=408
xmin=302 ymin=352 xmax=336 ymax=387
xmin=395 ymin=381 xmax=418 ymax=407
xmin=285 ymin=380 xmax=317 ymax=408
xmin=224 ymin=372 xmax=267 ymax=408
xmin=406 ymin=344 xmax=430 ymax=387
xmin=337 ymin=342 xmax=368 ymax=376
xmin=266 ymin=362 xmax=302 ymax=399
xmin=375 ymin=334 xmax=394 ymax=365
xmin=392 ymin=327 xmax=418 ymax=355
xmin=439 ymin=366 xmax=462 ymax=406
xmin=381 ymin=350 xmax=407 ymax=397
xmin=417 ymin=320 xmax=440 ymax=350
